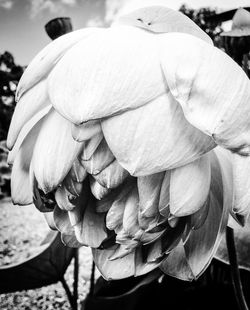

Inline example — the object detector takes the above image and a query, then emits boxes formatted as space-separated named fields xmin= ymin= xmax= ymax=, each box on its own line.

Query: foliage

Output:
xmin=179 ymin=5 xmax=223 ymax=46
xmin=0 ymin=51 xmax=24 ymax=198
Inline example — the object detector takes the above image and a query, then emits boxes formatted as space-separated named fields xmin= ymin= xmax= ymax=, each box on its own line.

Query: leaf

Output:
xmin=215 ymin=216 xmax=250 ymax=271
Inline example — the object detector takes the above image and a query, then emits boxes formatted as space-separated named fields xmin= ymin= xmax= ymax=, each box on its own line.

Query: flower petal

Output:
xmin=159 ymin=32 xmax=250 ymax=155
xmin=74 ymin=198 xmax=107 ymax=248
xmin=102 ymin=93 xmax=215 ymax=176
xmin=71 ymin=121 xmax=102 ymax=142
xmin=183 ymin=149 xmax=232 ymax=279
xmin=7 ymin=105 xmax=52 ymax=164
xmin=10 ymin=119 xmax=43 ymax=205
xmin=138 ymin=172 xmax=164 ymax=229
xmin=16 ymin=28 xmax=101 ymax=100
xmin=92 ymin=247 xmax=135 ymax=280
xmin=160 ymin=242 xmax=194 ymax=281
xmin=169 ymin=153 xmax=211 ymax=217
xmin=48 ymin=26 xmax=165 ymax=124
xmin=114 ymin=6 xmax=212 ymax=44
xmin=80 ymin=139 xmax=115 ymax=175
xmin=32 ymin=109 xmax=83 ymax=193
xmin=7 ymin=80 xmax=49 ymax=150
xmin=93 ymin=160 xmax=130 ymax=189
xmin=231 ymin=154 xmax=250 ymax=224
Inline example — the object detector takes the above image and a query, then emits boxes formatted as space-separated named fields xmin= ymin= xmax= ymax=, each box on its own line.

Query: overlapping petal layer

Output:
xmin=7 ymin=5 xmax=250 ymax=282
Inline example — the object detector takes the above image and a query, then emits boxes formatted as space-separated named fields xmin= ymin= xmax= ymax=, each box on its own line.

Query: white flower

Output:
xmin=7 ymin=6 xmax=250 ymax=280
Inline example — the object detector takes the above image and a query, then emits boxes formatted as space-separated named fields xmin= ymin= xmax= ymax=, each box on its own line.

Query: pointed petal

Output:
xmin=231 ymin=153 xmax=250 ymax=223
xmin=55 ymin=186 xmax=75 ymax=211
xmin=17 ymin=28 xmax=101 ymax=100
xmin=108 ymin=244 xmax=134 ymax=260
xmin=106 ymin=196 xmax=126 ymax=231
xmin=80 ymin=134 xmax=103 ymax=161
xmin=61 ymin=234 xmax=82 ymax=248
xmin=71 ymin=121 xmax=102 ymax=142
xmin=7 ymin=80 xmax=49 ymax=150
xmin=44 ymin=212 xmax=57 ymax=230
xmin=90 ymin=177 xmax=111 ymax=200
xmin=159 ymin=32 xmax=250 ymax=155
xmin=80 ymin=139 xmax=115 ymax=175
xmin=10 ymin=119 xmax=43 ymax=205
xmin=160 ymin=243 xmax=194 ymax=281
xmin=7 ymin=105 xmax=51 ymax=164
xmin=53 ymin=205 xmax=74 ymax=235
xmin=189 ymin=197 xmax=210 ymax=230
xmin=122 ymin=187 xmax=140 ymax=236
xmin=92 ymin=247 xmax=135 ymax=280
xmin=138 ymin=172 xmax=164 ymax=229
xmin=170 ymin=154 xmax=211 ymax=217
xmin=63 ymin=174 xmax=83 ymax=197
xmin=114 ymin=6 xmax=212 ymax=44
xmin=158 ymin=172 xmax=170 ymax=217
xmin=69 ymin=158 xmax=87 ymax=182
xmin=32 ymin=109 xmax=83 ymax=193
xmin=48 ymin=26 xmax=165 ymax=124
xmin=74 ymin=198 xmax=107 ymax=248
xmin=102 ymin=93 xmax=215 ymax=176
xmin=134 ymin=247 xmax=161 ymax=276
xmin=106 ymin=180 xmax=136 ymax=230
xmin=183 ymin=150 xmax=232 ymax=279
xmin=93 ymin=160 xmax=130 ymax=189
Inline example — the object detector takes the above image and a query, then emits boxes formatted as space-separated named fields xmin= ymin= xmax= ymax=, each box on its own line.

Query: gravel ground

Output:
xmin=0 ymin=198 xmax=98 ymax=309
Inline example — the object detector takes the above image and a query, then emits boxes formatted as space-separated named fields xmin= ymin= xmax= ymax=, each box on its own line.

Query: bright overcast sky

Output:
xmin=0 ymin=0 xmax=249 ymax=65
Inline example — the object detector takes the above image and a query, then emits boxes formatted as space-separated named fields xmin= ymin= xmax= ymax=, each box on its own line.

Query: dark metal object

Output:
xmin=45 ymin=17 xmax=73 ymax=40
xmin=205 ymin=7 xmax=250 ymax=23
xmin=226 ymin=227 xmax=249 ymax=310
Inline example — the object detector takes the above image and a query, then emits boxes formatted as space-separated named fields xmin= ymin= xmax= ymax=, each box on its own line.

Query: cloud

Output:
xmin=28 ymin=0 xmax=77 ymax=18
xmin=86 ymin=15 xmax=104 ymax=27
xmin=0 ymin=0 xmax=14 ymax=10
xmin=105 ymin=0 xmax=127 ymax=24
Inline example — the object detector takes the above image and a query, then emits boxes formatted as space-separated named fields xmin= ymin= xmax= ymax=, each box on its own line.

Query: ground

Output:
xmin=0 ymin=198 xmax=98 ymax=309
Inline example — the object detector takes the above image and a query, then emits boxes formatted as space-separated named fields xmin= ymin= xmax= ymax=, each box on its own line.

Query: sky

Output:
xmin=1 ymin=0 xmax=250 ymax=66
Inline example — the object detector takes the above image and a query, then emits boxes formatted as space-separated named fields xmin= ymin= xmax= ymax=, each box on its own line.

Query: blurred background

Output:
xmin=1 ymin=0 xmax=250 ymax=309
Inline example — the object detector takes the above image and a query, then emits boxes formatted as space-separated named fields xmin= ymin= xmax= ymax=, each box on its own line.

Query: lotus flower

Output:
xmin=7 ymin=6 xmax=250 ymax=280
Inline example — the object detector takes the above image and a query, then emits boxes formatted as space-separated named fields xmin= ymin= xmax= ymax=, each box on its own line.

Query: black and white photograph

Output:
xmin=1 ymin=0 xmax=250 ymax=309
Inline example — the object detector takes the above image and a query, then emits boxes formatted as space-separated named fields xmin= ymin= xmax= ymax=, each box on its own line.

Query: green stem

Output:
xmin=226 ymin=226 xmax=249 ymax=310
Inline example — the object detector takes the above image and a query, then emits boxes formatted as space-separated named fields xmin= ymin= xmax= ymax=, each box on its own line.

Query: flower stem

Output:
xmin=226 ymin=226 xmax=249 ymax=310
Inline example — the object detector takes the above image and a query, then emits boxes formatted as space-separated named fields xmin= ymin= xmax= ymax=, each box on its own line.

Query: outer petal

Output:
xmin=7 ymin=105 xmax=52 ymax=164
xmin=102 ymin=93 xmax=215 ymax=176
xmin=183 ymin=149 xmax=232 ymax=279
xmin=32 ymin=109 xmax=83 ymax=193
xmin=92 ymin=247 xmax=135 ymax=280
xmin=231 ymin=154 xmax=250 ymax=223
xmin=159 ymin=32 xmax=250 ymax=155
xmin=169 ymin=154 xmax=211 ymax=217
xmin=74 ymin=198 xmax=107 ymax=248
xmin=114 ymin=6 xmax=212 ymax=44
xmin=10 ymin=118 xmax=44 ymax=205
xmin=7 ymin=80 xmax=49 ymax=150
xmin=16 ymin=28 xmax=101 ymax=100
xmin=48 ymin=26 xmax=166 ymax=124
